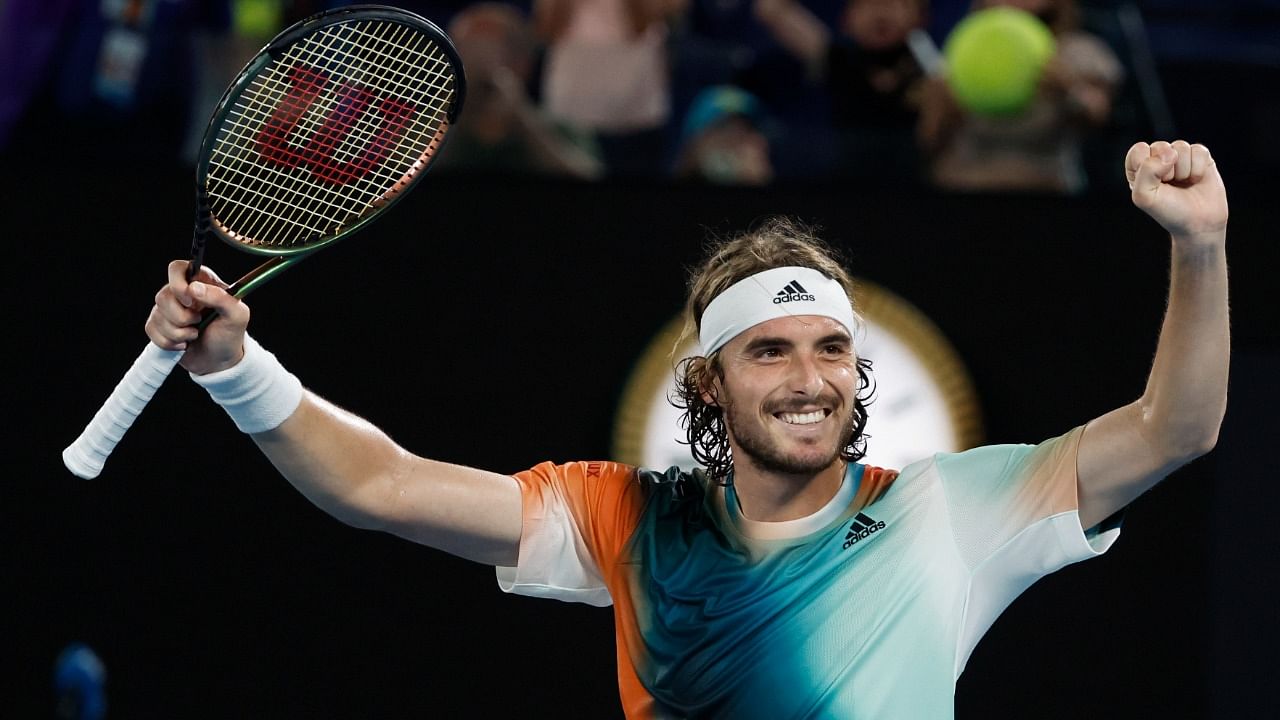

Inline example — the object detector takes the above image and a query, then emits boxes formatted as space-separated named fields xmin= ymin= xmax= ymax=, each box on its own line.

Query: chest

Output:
xmin=618 ymin=485 xmax=967 ymax=716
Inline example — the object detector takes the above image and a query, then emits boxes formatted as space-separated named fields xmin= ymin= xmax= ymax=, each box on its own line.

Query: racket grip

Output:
xmin=62 ymin=343 xmax=185 ymax=479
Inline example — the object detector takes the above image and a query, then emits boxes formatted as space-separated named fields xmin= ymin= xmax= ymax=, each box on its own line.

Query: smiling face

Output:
xmin=708 ymin=315 xmax=861 ymax=478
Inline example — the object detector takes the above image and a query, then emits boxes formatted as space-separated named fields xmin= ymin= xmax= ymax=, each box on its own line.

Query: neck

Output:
xmin=731 ymin=459 xmax=847 ymax=522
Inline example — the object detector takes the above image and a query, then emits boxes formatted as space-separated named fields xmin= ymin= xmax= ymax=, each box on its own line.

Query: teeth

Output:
xmin=779 ymin=411 xmax=825 ymax=425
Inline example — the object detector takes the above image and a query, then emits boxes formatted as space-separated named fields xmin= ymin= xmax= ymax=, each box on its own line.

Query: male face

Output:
xmin=709 ymin=315 xmax=860 ymax=476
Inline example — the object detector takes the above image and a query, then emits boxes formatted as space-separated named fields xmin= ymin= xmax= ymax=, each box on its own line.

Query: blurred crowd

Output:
xmin=0 ymin=0 xmax=1275 ymax=191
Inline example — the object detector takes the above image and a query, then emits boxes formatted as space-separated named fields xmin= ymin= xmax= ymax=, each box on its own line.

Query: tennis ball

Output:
xmin=943 ymin=7 xmax=1056 ymax=116
xmin=234 ymin=0 xmax=283 ymax=39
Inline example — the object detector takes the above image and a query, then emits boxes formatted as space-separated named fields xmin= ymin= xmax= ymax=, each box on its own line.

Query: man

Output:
xmin=146 ymin=140 xmax=1228 ymax=717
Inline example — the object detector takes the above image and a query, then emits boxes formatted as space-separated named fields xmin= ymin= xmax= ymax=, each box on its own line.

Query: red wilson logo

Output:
xmin=256 ymin=64 xmax=420 ymax=186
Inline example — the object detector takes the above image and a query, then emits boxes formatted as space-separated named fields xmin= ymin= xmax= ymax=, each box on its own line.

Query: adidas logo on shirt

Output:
xmin=773 ymin=280 xmax=815 ymax=304
xmin=842 ymin=512 xmax=886 ymax=550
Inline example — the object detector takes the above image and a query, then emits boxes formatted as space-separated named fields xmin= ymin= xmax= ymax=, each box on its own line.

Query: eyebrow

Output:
xmin=814 ymin=332 xmax=852 ymax=346
xmin=742 ymin=336 xmax=794 ymax=352
xmin=741 ymin=332 xmax=852 ymax=353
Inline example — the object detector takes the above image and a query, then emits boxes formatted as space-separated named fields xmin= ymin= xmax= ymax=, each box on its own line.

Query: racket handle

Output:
xmin=63 ymin=343 xmax=185 ymax=479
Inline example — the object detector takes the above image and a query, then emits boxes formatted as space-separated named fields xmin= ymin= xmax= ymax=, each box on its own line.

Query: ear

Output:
xmin=698 ymin=358 xmax=724 ymax=408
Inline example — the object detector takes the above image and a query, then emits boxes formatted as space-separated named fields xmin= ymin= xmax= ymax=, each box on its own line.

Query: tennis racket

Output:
xmin=63 ymin=4 xmax=465 ymax=479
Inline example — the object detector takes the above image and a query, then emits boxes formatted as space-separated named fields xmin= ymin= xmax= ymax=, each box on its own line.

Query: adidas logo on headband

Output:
xmin=699 ymin=266 xmax=857 ymax=354
xmin=774 ymin=280 xmax=816 ymax=304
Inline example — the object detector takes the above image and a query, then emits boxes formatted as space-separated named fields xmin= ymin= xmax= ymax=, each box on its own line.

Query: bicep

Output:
xmin=1076 ymin=402 xmax=1183 ymax=528
xmin=368 ymin=457 xmax=523 ymax=567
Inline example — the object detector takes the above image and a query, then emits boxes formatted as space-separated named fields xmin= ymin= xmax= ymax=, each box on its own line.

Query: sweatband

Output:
xmin=699 ymin=266 xmax=859 ymax=354
xmin=190 ymin=334 xmax=303 ymax=434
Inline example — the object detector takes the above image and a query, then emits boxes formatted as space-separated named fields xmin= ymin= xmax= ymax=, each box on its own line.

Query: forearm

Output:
xmin=251 ymin=391 xmax=408 ymax=530
xmin=1139 ymin=232 xmax=1230 ymax=457
xmin=753 ymin=0 xmax=829 ymax=68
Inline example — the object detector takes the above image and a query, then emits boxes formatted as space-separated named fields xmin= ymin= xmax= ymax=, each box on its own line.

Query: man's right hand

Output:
xmin=145 ymin=260 xmax=250 ymax=375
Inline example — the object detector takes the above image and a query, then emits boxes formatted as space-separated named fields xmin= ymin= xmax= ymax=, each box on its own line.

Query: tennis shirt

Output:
xmin=496 ymin=426 xmax=1120 ymax=718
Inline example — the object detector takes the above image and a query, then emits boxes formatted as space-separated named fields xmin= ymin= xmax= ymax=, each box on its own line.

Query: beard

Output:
xmin=722 ymin=397 xmax=857 ymax=476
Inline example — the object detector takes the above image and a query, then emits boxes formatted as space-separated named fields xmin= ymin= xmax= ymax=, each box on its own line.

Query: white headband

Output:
xmin=698 ymin=266 xmax=858 ymax=354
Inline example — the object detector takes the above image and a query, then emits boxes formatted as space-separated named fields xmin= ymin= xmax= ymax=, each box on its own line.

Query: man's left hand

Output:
xmin=1125 ymin=140 xmax=1228 ymax=242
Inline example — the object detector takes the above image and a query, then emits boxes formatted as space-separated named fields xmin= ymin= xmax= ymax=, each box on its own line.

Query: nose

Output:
xmin=788 ymin=351 xmax=825 ymax=397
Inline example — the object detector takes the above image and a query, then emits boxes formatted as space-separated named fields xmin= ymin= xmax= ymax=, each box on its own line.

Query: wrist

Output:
xmin=1170 ymin=227 xmax=1227 ymax=248
xmin=189 ymin=344 xmax=245 ymax=377
xmin=190 ymin=334 xmax=303 ymax=434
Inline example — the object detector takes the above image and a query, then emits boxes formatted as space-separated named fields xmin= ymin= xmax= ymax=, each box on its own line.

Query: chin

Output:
xmin=745 ymin=441 xmax=845 ymax=476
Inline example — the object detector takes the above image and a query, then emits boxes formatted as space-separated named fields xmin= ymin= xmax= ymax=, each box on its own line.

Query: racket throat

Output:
xmin=228 ymin=255 xmax=298 ymax=300
xmin=194 ymin=255 xmax=299 ymax=332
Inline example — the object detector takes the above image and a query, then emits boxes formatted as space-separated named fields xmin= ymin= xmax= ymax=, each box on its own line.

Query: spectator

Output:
xmin=434 ymin=2 xmax=605 ymax=179
xmin=917 ymin=0 xmax=1122 ymax=193
xmin=535 ymin=0 xmax=688 ymax=177
xmin=0 ymin=0 xmax=230 ymax=165
xmin=753 ymin=0 xmax=929 ymax=182
xmin=673 ymin=85 xmax=774 ymax=185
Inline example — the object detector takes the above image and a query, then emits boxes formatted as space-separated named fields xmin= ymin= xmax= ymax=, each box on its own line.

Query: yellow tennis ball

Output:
xmin=943 ymin=7 xmax=1056 ymax=116
xmin=234 ymin=0 xmax=283 ymax=39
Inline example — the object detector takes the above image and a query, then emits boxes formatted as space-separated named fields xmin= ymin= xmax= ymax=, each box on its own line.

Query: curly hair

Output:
xmin=669 ymin=217 xmax=876 ymax=485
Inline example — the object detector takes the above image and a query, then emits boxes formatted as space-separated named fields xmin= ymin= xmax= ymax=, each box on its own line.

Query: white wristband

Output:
xmin=190 ymin=334 xmax=303 ymax=434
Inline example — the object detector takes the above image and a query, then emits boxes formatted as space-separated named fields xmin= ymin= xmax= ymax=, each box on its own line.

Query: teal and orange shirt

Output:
xmin=496 ymin=427 xmax=1120 ymax=718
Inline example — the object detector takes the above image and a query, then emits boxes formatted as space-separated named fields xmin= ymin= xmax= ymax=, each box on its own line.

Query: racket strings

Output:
xmin=213 ymin=20 xmax=451 ymax=245
xmin=253 ymin=23 xmax=451 ymax=179
xmin=212 ymin=24 xmax=431 ymax=238
xmin=213 ymin=23 xmax=420 ymax=236
xmin=215 ymin=20 xmax=450 ymax=242
xmin=212 ymin=25 xmax=379 ymax=242
xmin=207 ymin=18 xmax=456 ymax=248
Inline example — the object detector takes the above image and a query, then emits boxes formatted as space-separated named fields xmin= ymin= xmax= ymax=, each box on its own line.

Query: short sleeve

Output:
xmin=939 ymin=427 xmax=1123 ymax=675
xmin=495 ymin=461 xmax=647 ymax=607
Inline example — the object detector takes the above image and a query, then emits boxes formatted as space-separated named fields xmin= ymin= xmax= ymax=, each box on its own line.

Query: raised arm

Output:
xmin=753 ymin=0 xmax=832 ymax=69
xmin=1075 ymin=140 xmax=1229 ymax=529
xmin=145 ymin=261 xmax=523 ymax=567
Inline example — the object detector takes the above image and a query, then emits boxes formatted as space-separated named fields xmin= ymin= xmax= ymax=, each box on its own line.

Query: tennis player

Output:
xmin=146 ymin=140 xmax=1229 ymax=718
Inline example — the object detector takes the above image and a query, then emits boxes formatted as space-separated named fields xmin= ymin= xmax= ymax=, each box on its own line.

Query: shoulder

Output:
xmin=513 ymin=461 xmax=645 ymax=516
xmin=922 ymin=427 xmax=1085 ymax=489
xmin=515 ymin=461 xmax=707 ymax=510
xmin=517 ymin=460 xmax=637 ymax=484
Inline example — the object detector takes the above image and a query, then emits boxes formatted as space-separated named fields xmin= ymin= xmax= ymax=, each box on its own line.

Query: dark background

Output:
xmin=3 ymin=164 xmax=1277 ymax=717
xmin=2 ymin=1 xmax=1279 ymax=711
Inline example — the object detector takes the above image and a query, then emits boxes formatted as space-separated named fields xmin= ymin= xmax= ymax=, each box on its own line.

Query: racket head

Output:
xmin=195 ymin=4 xmax=465 ymax=258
